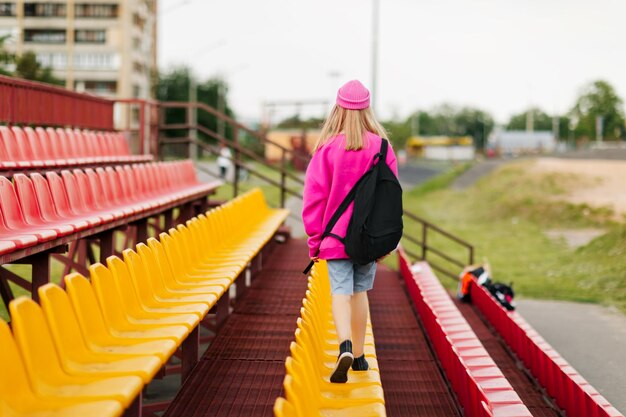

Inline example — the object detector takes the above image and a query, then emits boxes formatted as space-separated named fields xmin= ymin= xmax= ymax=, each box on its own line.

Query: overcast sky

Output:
xmin=158 ymin=0 xmax=626 ymax=124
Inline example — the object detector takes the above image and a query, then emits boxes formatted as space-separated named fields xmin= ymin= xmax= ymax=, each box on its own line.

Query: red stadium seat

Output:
xmin=13 ymin=174 xmax=75 ymax=236
xmin=0 ymin=126 xmax=31 ymax=168
xmin=10 ymin=127 xmax=44 ymax=168
xmin=23 ymin=127 xmax=56 ymax=168
xmin=35 ymin=127 xmax=67 ymax=165
xmin=30 ymin=173 xmax=89 ymax=232
xmin=44 ymin=172 xmax=101 ymax=228
xmin=0 ymin=177 xmax=57 ymax=242
xmin=61 ymin=170 xmax=114 ymax=223
xmin=0 ymin=127 xmax=17 ymax=169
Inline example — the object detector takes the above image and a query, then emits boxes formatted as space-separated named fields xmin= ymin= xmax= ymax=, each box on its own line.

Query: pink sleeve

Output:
xmin=302 ymin=152 xmax=328 ymax=257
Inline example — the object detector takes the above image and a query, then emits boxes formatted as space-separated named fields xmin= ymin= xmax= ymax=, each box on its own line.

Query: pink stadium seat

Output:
xmin=23 ymin=127 xmax=56 ymax=168
xmin=0 ymin=238 xmax=16 ymax=255
xmin=35 ymin=127 xmax=67 ymax=164
xmin=30 ymin=173 xmax=89 ymax=231
xmin=13 ymin=174 xmax=75 ymax=236
xmin=64 ymin=129 xmax=93 ymax=164
xmin=61 ymin=170 xmax=114 ymax=223
xmin=45 ymin=172 xmax=101 ymax=228
xmin=10 ymin=127 xmax=44 ymax=168
xmin=0 ymin=128 xmax=17 ymax=170
xmin=0 ymin=177 xmax=57 ymax=242
xmin=84 ymin=168 xmax=125 ymax=219
xmin=105 ymin=167 xmax=140 ymax=214
xmin=95 ymin=168 xmax=134 ymax=216
xmin=0 ymin=180 xmax=40 ymax=248
xmin=76 ymin=169 xmax=123 ymax=220
xmin=0 ymin=126 xmax=32 ymax=168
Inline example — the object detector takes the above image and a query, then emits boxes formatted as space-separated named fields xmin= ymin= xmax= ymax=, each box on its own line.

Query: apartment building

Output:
xmin=0 ymin=0 xmax=157 ymax=101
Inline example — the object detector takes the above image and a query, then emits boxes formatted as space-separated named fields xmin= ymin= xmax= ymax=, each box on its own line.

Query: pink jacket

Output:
xmin=302 ymin=132 xmax=399 ymax=259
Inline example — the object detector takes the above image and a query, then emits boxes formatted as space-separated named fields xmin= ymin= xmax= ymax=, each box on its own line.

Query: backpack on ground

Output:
xmin=303 ymin=139 xmax=403 ymax=274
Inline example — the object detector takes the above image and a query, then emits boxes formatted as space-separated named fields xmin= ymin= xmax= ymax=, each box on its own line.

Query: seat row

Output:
xmin=469 ymin=275 xmax=623 ymax=417
xmin=397 ymin=248 xmax=532 ymax=417
xmin=0 ymin=160 xmax=220 ymax=255
xmin=274 ymin=261 xmax=386 ymax=417
xmin=0 ymin=188 xmax=289 ymax=416
xmin=0 ymin=125 xmax=152 ymax=170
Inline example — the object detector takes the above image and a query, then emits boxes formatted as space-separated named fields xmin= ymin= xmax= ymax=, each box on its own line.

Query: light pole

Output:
xmin=371 ymin=0 xmax=380 ymax=112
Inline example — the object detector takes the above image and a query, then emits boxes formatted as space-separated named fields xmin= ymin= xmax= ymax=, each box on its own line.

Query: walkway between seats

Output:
xmin=164 ymin=239 xmax=310 ymax=417
xmin=370 ymin=266 xmax=462 ymax=417
xmin=164 ymin=240 xmax=462 ymax=417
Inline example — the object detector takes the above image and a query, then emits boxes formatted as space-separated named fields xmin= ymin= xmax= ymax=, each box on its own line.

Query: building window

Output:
xmin=82 ymin=80 xmax=117 ymax=94
xmin=75 ymin=29 xmax=106 ymax=43
xmin=73 ymin=52 xmax=119 ymax=70
xmin=132 ymin=85 xmax=141 ymax=98
xmin=75 ymin=4 xmax=118 ymax=18
xmin=36 ymin=52 xmax=67 ymax=69
xmin=132 ymin=61 xmax=145 ymax=74
xmin=24 ymin=29 xmax=66 ymax=43
xmin=0 ymin=3 xmax=16 ymax=16
xmin=132 ymin=13 xmax=146 ymax=30
xmin=24 ymin=3 xmax=66 ymax=17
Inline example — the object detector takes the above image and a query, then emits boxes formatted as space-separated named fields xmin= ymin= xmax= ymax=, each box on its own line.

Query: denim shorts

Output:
xmin=327 ymin=260 xmax=377 ymax=295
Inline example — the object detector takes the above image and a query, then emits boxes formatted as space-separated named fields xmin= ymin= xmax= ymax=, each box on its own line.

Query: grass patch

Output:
xmin=401 ymin=159 xmax=626 ymax=313
xmin=408 ymin=162 xmax=472 ymax=197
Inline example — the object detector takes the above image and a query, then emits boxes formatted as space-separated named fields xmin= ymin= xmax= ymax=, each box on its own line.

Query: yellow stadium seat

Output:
xmin=106 ymin=255 xmax=204 ymax=324
xmin=138 ymin=239 xmax=227 ymax=297
xmin=38 ymin=282 xmax=175 ymax=363
xmin=62 ymin=273 xmax=177 ymax=361
xmin=34 ymin=284 xmax=162 ymax=384
xmin=90 ymin=262 xmax=200 ymax=330
xmin=121 ymin=249 xmax=212 ymax=316
xmin=0 ymin=320 xmax=124 ymax=417
xmin=65 ymin=273 xmax=186 ymax=343
xmin=147 ymin=236 xmax=232 ymax=288
xmin=282 ymin=375 xmax=386 ymax=417
xmin=9 ymin=298 xmax=143 ymax=408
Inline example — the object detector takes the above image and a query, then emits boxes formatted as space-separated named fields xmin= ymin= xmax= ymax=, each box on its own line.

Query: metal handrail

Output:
xmin=401 ymin=211 xmax=474 ymax=281
xmin=157 ymin=100 xmax=474 ymax=279
xmin=159 ymin=101 xmax=311 ymax=164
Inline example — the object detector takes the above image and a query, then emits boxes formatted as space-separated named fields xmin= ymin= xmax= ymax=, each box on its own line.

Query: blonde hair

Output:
xmin=313 ymin=105 xmax=387 ymax=153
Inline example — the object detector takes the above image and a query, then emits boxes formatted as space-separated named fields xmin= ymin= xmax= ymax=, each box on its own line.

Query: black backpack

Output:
xmin=303 ymin=139 xmax=403 ymax=274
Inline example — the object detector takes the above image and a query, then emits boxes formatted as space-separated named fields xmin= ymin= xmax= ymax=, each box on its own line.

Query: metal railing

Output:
xmin=157 ymin=100 xmax=474 ymax=279
xmin=0 ymin=74 xmax=114 ymax=130
xmin=401 ymin=211 xmax=474 ymax=281
xmin=158 ymin=101 xmax=306 ymax=208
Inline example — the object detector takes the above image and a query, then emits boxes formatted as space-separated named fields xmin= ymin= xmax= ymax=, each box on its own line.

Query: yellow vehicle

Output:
xmin=406 ymin=136 xmax=473 ymax=156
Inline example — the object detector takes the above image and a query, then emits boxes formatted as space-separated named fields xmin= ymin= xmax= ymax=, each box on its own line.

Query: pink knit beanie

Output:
xmin=336 ymin=80 xmax=370 ymax=110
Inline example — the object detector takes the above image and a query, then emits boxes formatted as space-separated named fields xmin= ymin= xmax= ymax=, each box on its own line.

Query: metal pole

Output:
xmin=188 ymin=73 xmax=197 ymax=159
xmin=371 ymin=0 xmax=380 ymax=112
xmin=280 ymin=148 xmax=286 ymax=208
xmin=218 ymin=79 xmax=226 ymax=139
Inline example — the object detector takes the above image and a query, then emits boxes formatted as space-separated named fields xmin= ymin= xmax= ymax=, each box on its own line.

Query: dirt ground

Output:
xmin=533 ymin=157 xmax=626 ymax=219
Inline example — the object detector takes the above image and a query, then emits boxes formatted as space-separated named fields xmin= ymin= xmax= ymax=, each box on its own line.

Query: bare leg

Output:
xmin=332 ymin=294 xmax=352 ymax=344
xmin=350 ymin=291 xmax=369 ymax=357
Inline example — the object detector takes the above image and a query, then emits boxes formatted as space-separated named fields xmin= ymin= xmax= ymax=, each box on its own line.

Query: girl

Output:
xmin=302 ymin=80 xmax=399 ymax=383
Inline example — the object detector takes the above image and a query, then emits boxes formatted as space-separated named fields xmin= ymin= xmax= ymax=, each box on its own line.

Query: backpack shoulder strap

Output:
xmin=380 ymin=138 xmax=389 ymax=160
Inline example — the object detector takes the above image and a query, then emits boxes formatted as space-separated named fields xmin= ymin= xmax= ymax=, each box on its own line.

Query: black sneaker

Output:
xmin=330 ymin=340 xmax=353 ymax=383
xmin=352 ymin=354 xmax=369 ymax=371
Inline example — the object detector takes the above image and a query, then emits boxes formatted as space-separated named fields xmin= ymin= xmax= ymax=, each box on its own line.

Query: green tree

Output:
xmin=0 ymin=35 xmax=15 ymax=75
xmin=156 ymin=66 xmax=237 ymax=149
xmin=507 ymin=107 xmax=553 ymax=131
xmin=14 ymin=51 xmax=62 ymax=85
xmin=420 ymin=104 xmax=494 ymax=150
xmin=570 ymin=80 xmax=625 ymax=140
xmin=275 ymin=115 xmax=324 ymax=130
